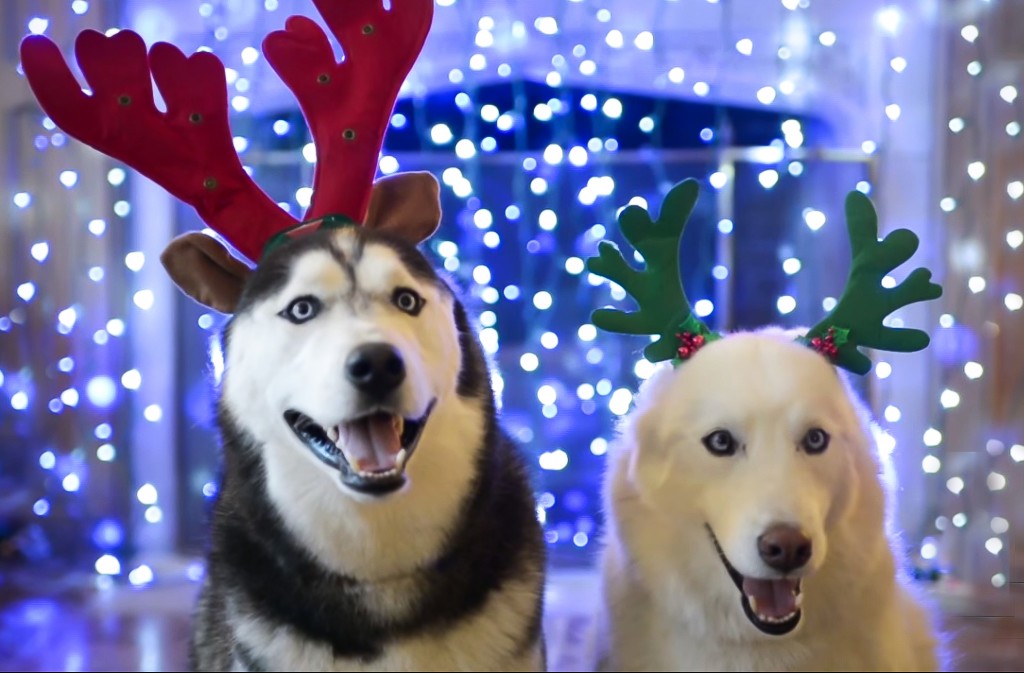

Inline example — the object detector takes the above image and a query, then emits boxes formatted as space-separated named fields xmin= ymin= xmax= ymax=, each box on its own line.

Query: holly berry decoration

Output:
xmin=675 ymin=331 xmax=707 ymax=360
xmin=810 ymin=327 xmax=840 ymax=359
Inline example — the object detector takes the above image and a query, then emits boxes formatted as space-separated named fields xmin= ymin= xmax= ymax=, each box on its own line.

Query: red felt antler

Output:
xmin=19 ymin=30 xmax=297 ymax=263
xmin=263 ymin=0 xmax=434 ymax=223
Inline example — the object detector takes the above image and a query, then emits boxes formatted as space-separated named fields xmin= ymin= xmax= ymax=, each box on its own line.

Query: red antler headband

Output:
xmin=586 ymin=179 xmax=943 ymax=376
xmin=19 ymin=0 xmax=434 ymax=264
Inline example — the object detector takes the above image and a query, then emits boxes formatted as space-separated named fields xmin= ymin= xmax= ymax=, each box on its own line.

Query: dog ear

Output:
xmin=624 ymin=370 xmax=678 ymax=496
xmin=627 ymin=410 xmax=675 ymax=497
xmin=160 ymin=232 xmax=252 ymax=314
xmin=363 ymin=171 xmax=441 ymax=244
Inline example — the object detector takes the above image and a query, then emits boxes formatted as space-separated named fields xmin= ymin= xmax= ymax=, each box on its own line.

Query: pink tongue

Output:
xmin=742 ymin=578 xmax=800 ymax=619
xmin=341 ymin=415 xmax=401 ymax=473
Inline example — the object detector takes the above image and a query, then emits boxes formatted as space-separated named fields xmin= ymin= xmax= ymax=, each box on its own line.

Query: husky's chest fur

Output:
xmin=192 ymin=410 xmax=545 ymax=672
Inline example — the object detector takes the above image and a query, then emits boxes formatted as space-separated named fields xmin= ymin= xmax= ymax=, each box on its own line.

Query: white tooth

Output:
xmin=794 ymin=593 xmax=803 ymax=608
xmin=395 ymin=416 xmax=405 ymax=436
xmin=396 ymin=448 xmax=408 ymax=470
xmin=327 ymin=426 xmax=339 ymax=443
xmin=748 ymin=596 xmax=758 ymax=615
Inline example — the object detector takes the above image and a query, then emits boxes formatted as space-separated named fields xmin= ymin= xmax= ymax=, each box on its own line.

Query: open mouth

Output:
xmin=284 ymin=401 xmax=434 ymax=496
xmin=706 ymin=525 xmax=803 ymax=636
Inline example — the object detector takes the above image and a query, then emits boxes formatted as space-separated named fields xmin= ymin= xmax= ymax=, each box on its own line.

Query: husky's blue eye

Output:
xmin=281 ymin=296 xmax=321 ymax=324
xmin=801 ymin=428 xmax=830 ymax=454
xmin=702 ymin=430 xmax=737 ymax=456
xmin=392 ymin=287 xmax=424 ymax=316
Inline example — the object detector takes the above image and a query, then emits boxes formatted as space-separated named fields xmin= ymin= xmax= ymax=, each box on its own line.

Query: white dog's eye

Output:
xmin=392 ymin=287 xmax=424 ymax=316
xmin=702 ymin=430 xmax=737 ymax=456
xmin=281 ymin=296 xmax=321 ymax=324
xmin=801 ymin=428 xmax=831 ymax=454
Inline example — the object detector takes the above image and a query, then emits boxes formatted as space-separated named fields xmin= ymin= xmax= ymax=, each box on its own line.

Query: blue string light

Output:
xmin=4 ymin=0 xmax=1017 ymax=588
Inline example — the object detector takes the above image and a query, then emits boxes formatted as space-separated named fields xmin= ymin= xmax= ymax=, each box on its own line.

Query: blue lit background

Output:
xmin=1 ymin=0 xmax=1018 ymax=591
xmin=172 ymin=80 xmax=866 ymax=566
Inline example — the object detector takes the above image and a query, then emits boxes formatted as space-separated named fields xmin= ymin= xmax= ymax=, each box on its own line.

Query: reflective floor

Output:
xmin=0 ymin=566 xmax=1020 ymax=672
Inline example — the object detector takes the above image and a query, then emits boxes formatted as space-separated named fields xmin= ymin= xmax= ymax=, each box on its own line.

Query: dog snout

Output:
xmin=346 ymin=343 xmax=406 ymax=398
xmin=757 ymin=524 xmax=812 ymax=573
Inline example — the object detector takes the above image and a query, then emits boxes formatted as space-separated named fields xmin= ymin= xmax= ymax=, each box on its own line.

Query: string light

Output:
xmin=8 ymin=0 xmax=1014 ymax=582
xmin=923 ymin=0 xmax=1019 ymax=591
xmin=0 ymin=0 xmax=177 ymax=584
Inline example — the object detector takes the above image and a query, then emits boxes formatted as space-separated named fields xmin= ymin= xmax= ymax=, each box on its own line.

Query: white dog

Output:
xmin=596 ymin=330 xmax=946 ymax=671
xmin=587 ymin=179 xmax=947 ymax=671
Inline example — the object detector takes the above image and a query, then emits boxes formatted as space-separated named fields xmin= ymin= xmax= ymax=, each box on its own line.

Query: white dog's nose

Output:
xmin=757 ymin=524 xmax=812 ymax=573
xmin=346 ymin=342 xmax=406 ymax=399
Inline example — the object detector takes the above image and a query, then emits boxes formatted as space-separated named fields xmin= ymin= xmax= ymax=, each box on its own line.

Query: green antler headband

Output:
xmin=586 ymin=179 xmax=722 ymax=363
xmin=584 ymin=178 xmax=943 ymax=376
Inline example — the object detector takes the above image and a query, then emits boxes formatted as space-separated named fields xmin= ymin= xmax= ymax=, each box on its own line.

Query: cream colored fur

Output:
xmin=598 ymin=328 xmax=945 ymax=671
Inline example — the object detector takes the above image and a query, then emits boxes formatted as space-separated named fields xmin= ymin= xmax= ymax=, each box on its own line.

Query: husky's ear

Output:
xmin=364 ymin=171 xmax=442 ymax=244
xmin=161 ymin=232 xmax=252 ymax=314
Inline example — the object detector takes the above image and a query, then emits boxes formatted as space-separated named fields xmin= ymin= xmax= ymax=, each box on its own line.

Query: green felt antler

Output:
xmin=800 ymin=191 xmax=943 ymax=375
xmin=585 ymin=179 xmax=720 ymax=363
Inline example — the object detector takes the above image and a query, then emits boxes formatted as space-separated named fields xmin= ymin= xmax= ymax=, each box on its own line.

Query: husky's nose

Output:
xmin=346 ymin=343 xmax=406 ymax=398
xmin=757 ymin=524 xmax=812 ymax=573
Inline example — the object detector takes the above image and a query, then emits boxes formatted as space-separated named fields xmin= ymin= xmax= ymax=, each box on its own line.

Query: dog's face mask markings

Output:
xmin=588 ymin=179 xmax=943 ymax=639
xmin=228 ymin=228 xmax=454 ymax=497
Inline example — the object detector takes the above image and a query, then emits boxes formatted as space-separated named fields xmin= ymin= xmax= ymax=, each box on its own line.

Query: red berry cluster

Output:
xmin=810 ymin=327 xmax=840 ymax=359
xmin=675 ymin=331 xmax=706 ymax=360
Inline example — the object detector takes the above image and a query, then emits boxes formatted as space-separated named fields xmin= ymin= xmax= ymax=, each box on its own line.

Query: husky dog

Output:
xmin=20 ymin=1 xmax=546 ymax=668
xmin=188 ymin=185 xmax=547 ymax=671
xmin=585 ymin=180 xmax=946 ymax=671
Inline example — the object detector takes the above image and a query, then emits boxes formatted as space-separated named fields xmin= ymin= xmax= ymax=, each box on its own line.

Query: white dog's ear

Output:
xmin=620 ymin=365 xmax=678 ymax=496
xmin=625 ymin=408 xmax=674 ymax=496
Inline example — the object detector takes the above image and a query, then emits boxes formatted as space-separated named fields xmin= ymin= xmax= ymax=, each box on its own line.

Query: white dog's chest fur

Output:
xmin=600 ymin=546 xmax=939 ymax=672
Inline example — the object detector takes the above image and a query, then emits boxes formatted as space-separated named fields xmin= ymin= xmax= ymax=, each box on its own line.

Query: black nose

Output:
xmin=345 ymin=343 xmax=405 ymax=399
xmin=757 ymin=524 xmax=813 ymax=573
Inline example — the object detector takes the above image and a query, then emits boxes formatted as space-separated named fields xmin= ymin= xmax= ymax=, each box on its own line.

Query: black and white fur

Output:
xmin=190 ymin=227 xmax=546 ymax=671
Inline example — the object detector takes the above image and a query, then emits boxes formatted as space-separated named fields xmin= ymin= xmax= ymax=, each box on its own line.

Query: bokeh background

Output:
xmin=0 ymin=0 xmax=1021 ymax=670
